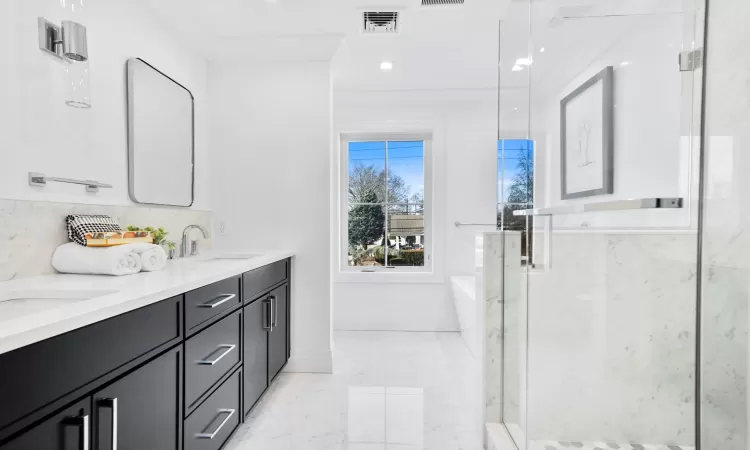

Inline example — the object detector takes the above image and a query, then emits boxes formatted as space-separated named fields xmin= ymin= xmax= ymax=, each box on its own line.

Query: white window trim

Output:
xmin=338 ymin=131 xmax=435 ymax=280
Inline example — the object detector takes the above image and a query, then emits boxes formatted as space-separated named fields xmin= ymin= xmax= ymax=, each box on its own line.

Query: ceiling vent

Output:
xmin=421 ymin=0 xmax=465 ymax=5
xmin=363 ymin=11 xmax=399 ymax=34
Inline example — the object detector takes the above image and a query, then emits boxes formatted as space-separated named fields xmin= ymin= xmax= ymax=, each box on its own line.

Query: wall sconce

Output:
xmin=38 ymin=17 xmax=92 ymax=109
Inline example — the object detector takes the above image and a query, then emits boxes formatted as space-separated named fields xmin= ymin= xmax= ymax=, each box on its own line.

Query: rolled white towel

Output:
xmin=128 ymin=243 xmax=167 ymax=272
xmin=52 ymin=243 xmax=142 ymax=276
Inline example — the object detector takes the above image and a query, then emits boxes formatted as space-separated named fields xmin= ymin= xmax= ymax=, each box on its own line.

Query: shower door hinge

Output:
xmin=679 ymin=48 xmax=703 ymax=71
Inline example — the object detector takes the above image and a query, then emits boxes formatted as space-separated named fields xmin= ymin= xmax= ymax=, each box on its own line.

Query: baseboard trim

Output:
xmin=284 ymin=348 xmax=333 ymax=374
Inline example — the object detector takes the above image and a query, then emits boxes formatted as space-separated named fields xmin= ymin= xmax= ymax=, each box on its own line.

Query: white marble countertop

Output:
xmin=0 ymin=249 xmax=294 ymax=356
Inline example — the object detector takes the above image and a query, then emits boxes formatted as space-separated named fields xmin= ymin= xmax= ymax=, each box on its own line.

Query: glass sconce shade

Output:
xmin=64 ymin=59 xmax=91 ymax=109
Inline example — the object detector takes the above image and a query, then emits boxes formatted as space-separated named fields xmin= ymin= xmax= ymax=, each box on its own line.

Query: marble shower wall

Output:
xmin=699 ymin=0 xmax=750 ymax=447
xmin=523 ymin=231 xmax=697 ymax=445
xmin=0 ymin=199 xmax=212 ymax=281
xmin=483 ymin=232 xmax=519 ymax=425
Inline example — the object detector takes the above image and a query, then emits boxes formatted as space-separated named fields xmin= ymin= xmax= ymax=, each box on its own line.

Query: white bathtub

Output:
xmin=450 ymin=274 xmax=483 ymax=359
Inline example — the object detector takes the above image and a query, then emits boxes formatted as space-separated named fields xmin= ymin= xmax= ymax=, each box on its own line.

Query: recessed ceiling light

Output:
xmin=620 ymin=61 xmax=631 ymax=66
xmin=512 ymin=65 xmax=523 ymax=72
xmin=380 ymin=61 xmax=393 ymax=71
xmin=540 ymin=47 xmax=545 ymax=53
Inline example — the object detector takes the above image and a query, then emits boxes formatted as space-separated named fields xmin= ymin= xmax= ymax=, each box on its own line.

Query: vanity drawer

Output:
xmin=242 ymin=260 xmax=288 ymax=302
xmin=184 ymin=369 xmax=241 ymax=450
xmin=0 ymin=295 xmax=182 ymax=434
xmin=185 ymin=310 xmax=241 ymax=412
xmin=185 ymin=276 xmax=241 ymax=333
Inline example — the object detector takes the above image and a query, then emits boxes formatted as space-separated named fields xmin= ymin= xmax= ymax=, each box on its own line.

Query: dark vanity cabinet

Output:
xmin=242 ymin=298 xmax=268 ymax=414
xmin=92 ymin=347 xmax=182 ymax=450
xmin=267 ymin=283 xmax=290 ymax=382
xmin=1 ymin=399 xmax=91 ymax=450
xmin=0 ymin=258 xmax=291 ymax=450
xmin=242 ymin=260 xmax=290 ymax=415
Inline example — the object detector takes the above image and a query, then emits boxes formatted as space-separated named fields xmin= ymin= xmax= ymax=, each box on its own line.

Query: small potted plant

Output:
xmin=127 ymin=225 xmax=173 ymax=256
xmin=161 ymin=240 xmax=176 ymax=260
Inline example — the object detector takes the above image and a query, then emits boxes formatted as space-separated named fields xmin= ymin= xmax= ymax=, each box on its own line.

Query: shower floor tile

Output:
xmin=529 ymin=441 xmax=694 ymax=450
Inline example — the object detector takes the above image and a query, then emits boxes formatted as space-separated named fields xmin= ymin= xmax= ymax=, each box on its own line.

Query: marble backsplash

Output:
xmin=0 ymin=199 xmax=212 ymax=281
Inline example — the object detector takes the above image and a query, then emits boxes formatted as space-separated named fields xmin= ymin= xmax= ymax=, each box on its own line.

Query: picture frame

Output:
xmin=560 ymin=66 xmax=614 ymax=200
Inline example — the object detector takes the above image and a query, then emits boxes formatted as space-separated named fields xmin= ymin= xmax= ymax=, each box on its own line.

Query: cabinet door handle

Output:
xmin=197 ymin=294 xmax=236 ymax=309
xmin=64 ymin=414 xmax=89 ymax=450
xmin=262 ymin=298 xmax=272 ymax=331
xmin=97 ymin=398 xmax=118 ymax=450
xmin=96 ymin=398 xmax=118 ymax=450
xmin=81 ymin=414 xmax=90 ymax=450
xmin=195 ymin=344 xmax=236 ymax=366
xmin=194 ymin=409 xmax=236 ymax=440
xmin=270 ymin=295 xmax=278 ymax=328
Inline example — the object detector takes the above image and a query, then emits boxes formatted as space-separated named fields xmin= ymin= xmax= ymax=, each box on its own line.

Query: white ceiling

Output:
xmin=331 ymin=0 xmax=504 ymax=91
xmin=141 ymin=0 xmax=687 ymax=93
xmin=497 ymin=0 xmax=687 ymax=118
xmin=142 ymin=0 xmax=506 ymax=90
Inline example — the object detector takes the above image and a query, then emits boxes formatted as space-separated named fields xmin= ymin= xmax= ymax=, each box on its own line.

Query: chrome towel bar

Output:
xmin=454 ymin=221 xmax=497 ymax=227
xmin=29 ymin=172 xmax=112 ymax=193
xmin=512 ymin=198 xmax=683 ymax=217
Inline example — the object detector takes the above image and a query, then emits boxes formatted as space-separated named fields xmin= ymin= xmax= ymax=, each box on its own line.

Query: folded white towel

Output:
xmin=128 ymin=243 xmax=167 ymax=272
xmin=52 ymin=243 xmax=142 ymax=276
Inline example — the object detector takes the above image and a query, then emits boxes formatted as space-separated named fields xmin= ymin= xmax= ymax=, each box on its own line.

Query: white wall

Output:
xmin=333 ymin=89 xmax=497 ymax=331
xmin=530 ymin=13 xmax=697 ymax=230
xmin=209 ymin=61 xmax=333 ymax=373
xmin=0 ymin=0 xmax=211 ymax=209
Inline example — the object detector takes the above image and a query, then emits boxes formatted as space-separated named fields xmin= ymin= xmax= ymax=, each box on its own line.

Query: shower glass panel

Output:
xmin=500 ymin=0 xmax=706 ymax=449
xmin=497 ymin=7 xmax=532 ymax=449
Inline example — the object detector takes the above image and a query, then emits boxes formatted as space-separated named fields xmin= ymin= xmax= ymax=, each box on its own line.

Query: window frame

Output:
xmin=340 ymin=132 xmax=434 ymax=274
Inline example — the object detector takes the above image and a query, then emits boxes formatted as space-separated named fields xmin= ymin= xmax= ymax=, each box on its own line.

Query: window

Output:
xmin=498 ymin=139 xmax=534 ymax=263
xmin=343 ymin=137 xmax=431 ymax=271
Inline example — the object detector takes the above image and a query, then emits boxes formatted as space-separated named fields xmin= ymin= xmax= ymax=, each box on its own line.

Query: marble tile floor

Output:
xmin=529 ymin=442 xmax=693 ymax=450
xmin=224 ymin=331 xmax=483 ymax=450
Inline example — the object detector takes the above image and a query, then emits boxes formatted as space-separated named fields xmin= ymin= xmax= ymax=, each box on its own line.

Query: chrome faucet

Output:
xmin=180 ymin=224 xmax=210 ymax=258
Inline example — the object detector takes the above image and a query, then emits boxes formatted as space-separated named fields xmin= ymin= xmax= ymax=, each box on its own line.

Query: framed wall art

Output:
xmin=560 ymin=66 xmax=614 ymax=200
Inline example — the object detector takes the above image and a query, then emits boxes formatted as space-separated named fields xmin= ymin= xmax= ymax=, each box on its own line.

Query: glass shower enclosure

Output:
xmin=496 ymin=0 xmax=706 ymax=449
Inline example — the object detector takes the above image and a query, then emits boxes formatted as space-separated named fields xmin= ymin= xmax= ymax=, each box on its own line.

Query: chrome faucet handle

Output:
xmin=180 ymin=224 xmax=210 ymax=258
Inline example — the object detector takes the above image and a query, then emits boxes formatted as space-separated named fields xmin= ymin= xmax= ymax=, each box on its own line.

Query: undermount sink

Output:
xmin=0 ymin=289 xmax=118 ymax=319
xmin=196 ymin=253 xmax=264 ymax=262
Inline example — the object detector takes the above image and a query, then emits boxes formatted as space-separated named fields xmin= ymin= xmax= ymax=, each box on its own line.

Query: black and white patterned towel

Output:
xmin=66 ymin=214 xmax=124 ymax=246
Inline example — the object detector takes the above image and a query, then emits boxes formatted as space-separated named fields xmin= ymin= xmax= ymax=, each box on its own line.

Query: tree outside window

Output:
xmin=498 ymin=139 xmax=534 ymax=264
xmin=347 ymin=141 xmax=426 ymax=268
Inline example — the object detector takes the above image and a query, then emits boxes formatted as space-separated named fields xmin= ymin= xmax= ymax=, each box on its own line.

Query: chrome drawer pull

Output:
xmin=196 ymin=344 xmax=236 ymax=366
xmin=195 ymin=408 xmax=236 ymax=440
xmin=197 ymin=294 xmax=236 ymax=309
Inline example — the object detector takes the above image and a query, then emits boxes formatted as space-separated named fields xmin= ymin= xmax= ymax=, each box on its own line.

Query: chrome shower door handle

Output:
xmin=98 ymin=398 xmax=118 ymax=450
xmin=194 ymin=409 xmax=236 ymax=440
